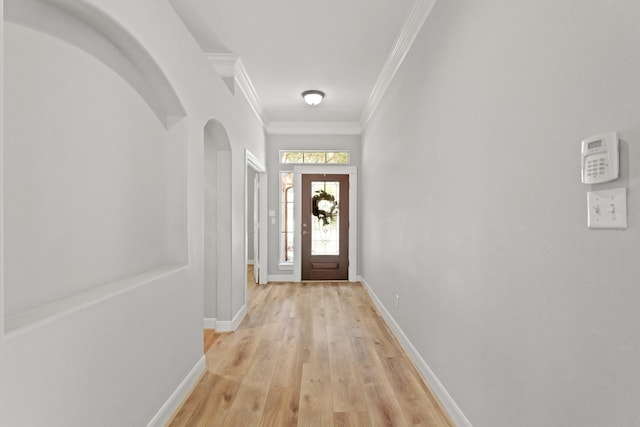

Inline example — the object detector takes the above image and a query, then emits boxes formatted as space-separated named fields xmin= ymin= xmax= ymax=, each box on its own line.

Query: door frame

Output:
xmin=245 ymin=150 xmax=267 ymax=289
xmin=293 ymin=166 xmax=357 ymax=282
xmin=252 ymin=173 xmax=260 ymax=284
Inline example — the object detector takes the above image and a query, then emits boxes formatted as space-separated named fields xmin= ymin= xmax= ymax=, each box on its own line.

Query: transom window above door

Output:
xmin=280 ymin=151 xmax=349 ymax=164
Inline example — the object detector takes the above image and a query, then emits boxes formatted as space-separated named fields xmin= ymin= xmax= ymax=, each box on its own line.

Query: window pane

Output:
xmin=280 ymin=151 xmax=350 ymax=164
xmin=280 ymin=172 xmax=294 ymax=262
xmin=325 ymin=152 xmax=349 ymax=164
xmin=285 ymin=188 xmax=294 ymax=261
xmin=303 ymin=152 xmax=326 ymax=164
xmin=281 ymin=152 xmax=304 ymax=164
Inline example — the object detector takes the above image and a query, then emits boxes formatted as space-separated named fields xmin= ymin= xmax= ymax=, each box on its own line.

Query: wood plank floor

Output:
xmin=169 ymin=277 xmax=453 ymax=426
xmin=203 ymin=329 xmax=223 ymax=354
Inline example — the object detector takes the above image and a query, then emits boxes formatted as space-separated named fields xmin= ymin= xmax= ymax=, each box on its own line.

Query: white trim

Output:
xmin=5 ymin=265 xmax=188 ymax=337
xmin=206 ymin=53 xmax=265 ymax=125
xmin=266 ymin=121 xmax=362 ymax=135
xmin=360 ymin=0 xmax=438 ymax=127
xmin=215 ymin=304 xmax=247 ymax=332
xmin=247 ymin=260 xmax=255 ymax=265
xmin=278 ymin=263 xmax=294 ymax=271
xmin=203 ymin=318 xmax=217 ymax=329
xmin=246 ymin=149 xmax=266 ymax=173
xmin=234 ymin=58 xmax=266 ymax=125
xmin=258 ymin=172 xmax=268 ymax=285
xmin=245 ymin=150 xmax=268 ymax=289
xmin=267 ymin=274 xmax=294 ymax=282
xmin=358 ymin=276 xmax=472 ymax=427
xmin=205 ymin=52 xmax=238 ymax=77
xmin=293 ymin=166 xmax=358 ymax=283
xmin=279 ymin=171 xmax=293 ymax=269
xmin=0 ymin=2 xmax=5 ymax=339
xmin=348 ymin=172 xmax=358 ymax=282
xmin=147 ymin=356 xmax=206 ymax=427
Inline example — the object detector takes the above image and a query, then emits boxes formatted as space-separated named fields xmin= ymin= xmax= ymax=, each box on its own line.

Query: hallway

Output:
xmin=169 ymin=278 xmax=453 ymax=426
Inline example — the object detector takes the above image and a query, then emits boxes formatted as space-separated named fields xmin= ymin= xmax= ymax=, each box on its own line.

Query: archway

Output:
xmin=203 ymin=120 xmax=232 ymax=329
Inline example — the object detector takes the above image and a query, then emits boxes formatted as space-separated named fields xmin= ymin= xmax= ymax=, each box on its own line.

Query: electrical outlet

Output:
xmin=395 ymin=294 xmax=400 ymax=308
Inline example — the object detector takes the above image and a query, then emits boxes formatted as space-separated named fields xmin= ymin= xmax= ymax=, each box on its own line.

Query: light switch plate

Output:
xmin=587 ymin=188 xmax=627 ymax=229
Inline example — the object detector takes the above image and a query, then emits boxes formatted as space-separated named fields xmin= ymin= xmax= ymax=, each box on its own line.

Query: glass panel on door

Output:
xmin=310 ymin=181 xmax=340 ymax=256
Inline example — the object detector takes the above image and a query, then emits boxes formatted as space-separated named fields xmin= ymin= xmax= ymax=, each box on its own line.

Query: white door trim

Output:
xmin=245 ymin=150 xmax=268 ymax=289
xmin=252 ymin=173 xmax=259 ymax=284
xmin=293 ymin=166 xmax=357 ymax=282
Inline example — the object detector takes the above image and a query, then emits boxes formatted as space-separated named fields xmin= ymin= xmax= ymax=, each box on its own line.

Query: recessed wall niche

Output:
xmin=3 ymin=1 xmax=187 ymax=332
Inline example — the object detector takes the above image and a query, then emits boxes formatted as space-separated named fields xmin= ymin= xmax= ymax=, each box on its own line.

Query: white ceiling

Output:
xmin=170 ymin=0 xmax=420 ymax=126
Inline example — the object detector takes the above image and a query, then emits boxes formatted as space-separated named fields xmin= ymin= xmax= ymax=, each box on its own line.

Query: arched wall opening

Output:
xmin=203 ymin=119 xmax=232 ymax=326
xmin=4 ymin=0 xmax=186 ymax=127
xmin=2 ymin=0 xmax=188 ymax=334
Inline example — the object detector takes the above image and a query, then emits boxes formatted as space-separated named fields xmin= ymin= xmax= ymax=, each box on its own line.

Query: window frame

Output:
xmin=279 ymin=150 xmax=350 ymax=165
xmin=279 ymin=172 xmax=294 ymax=269
xmin=278 ymin=150 xmax=351 ymax=270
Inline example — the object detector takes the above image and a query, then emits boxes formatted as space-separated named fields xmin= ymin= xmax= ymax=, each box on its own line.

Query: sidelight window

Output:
xmin=280 ymin=172 xmax=294 ymax=264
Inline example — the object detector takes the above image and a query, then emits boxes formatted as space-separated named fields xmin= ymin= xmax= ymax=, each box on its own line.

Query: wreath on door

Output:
xmin=312 ymin=190 xmax=338 ymax=226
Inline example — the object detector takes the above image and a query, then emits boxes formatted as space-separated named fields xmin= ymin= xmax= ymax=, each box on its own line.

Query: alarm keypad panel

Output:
xmin=581 ymin=133 xmax=619 ymax=184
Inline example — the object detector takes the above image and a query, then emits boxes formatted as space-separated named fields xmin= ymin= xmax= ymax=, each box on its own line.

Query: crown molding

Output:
xmin=266 ymin=121 xmax=362 ymax=135
xmin=205 ymin=53 xmax=266 ymax=125
xmin=205 ymin=52 xmax=238 ymax=77
xmin=360 ymin=0 xmax=438 ymax=128
xmin=205 ymin=0 xmax=438 ymax=133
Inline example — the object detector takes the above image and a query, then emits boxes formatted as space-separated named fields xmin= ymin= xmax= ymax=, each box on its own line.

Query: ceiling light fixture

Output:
xmin=302 ymin=90 xmax=325 ymax=106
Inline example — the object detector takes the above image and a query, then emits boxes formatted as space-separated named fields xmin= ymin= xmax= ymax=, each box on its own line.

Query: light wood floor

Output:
xmin=203 ymin=329 xmax=222 ymax=354
xmin=169 ymin=274 xmax=453 ymax=426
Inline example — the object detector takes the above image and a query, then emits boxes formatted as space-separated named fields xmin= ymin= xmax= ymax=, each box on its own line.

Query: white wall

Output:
xmin=0 ymin=0 xmax=265 ymax=425
xmin=360 ymin=1 xmax=640 ymax=426
xmin=266 ymin=134 xmax=361 ymax=278
xmin=4 ymin=22 xmax=175 ymax=316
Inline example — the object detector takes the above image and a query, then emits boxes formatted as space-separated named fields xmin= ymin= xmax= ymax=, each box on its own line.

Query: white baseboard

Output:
xmin=147 ymin=355 xmax=206 ymax=427
xmin=358 ymin=276 xmax=472 ymax=427
xmin=203 ymin=318 xmax=217 ymax=329
xmin=247 ymin=260 xmax=255 ymax=265
xmin=267 ymin=274 xmax=293 ymax=282
xmin=215 ymin=304 xmax=247 ymax=332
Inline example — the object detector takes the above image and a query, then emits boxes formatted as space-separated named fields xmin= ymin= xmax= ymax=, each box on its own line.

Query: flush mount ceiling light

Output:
xmin=302 ymin=90 xmax=325 ymax=106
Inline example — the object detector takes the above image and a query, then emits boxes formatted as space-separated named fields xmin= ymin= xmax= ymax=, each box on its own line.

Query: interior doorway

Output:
xmin=251 ymin=170 xmax=260 ymax=284
xmin=247 ymin=167 xmax=257 ymax=272
xmin=245 ymin=150 xmax=267 ymax=296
